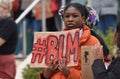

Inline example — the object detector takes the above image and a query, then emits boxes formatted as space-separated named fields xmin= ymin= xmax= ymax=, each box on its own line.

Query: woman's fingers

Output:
xmin=94 ymin=45 xmax=103 ymax=59
xmin=58 ymin=58 xmax=66 ymax=71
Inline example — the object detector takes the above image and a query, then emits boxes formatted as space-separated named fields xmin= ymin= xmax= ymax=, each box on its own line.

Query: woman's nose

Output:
xmin=68 ymin=16 xmax=73 ymax=21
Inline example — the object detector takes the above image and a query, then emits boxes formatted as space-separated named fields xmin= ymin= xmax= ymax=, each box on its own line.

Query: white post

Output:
xmin=61 ymin=0 xmax=66 ymax=29
xmin=15 ymin=0 xmax=40 ymax=58
xmin=15 ymin=0 xmax=40 ymax=24
xmin=42 ymin=0 xmax=46 ymax=31
xmin=22 ymin=20 xmax=27 ymax=58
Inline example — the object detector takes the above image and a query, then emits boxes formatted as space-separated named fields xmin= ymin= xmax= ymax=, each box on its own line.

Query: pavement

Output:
xmin=16 ymin=58 xmax=23 ymax=67
xmin=15 ymin=54 xmax=32 ymax=79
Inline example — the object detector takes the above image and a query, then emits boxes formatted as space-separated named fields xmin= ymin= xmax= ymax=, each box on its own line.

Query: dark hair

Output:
xmin=116 ymin=22 xmax=120 ymax=48
xmin=116 ymin=22 xmax=120 ymax=33
xmin=64 ymin=3 xmax=89 ymax=20
xmin=115 ymin=22 xmax=120 ymax=58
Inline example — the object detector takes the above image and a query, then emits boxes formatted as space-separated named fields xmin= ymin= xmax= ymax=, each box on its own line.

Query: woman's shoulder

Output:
xmin=86 ymin=34 xmax=100 ymax=45
xmin=82 ymin=25 xmax=100 ymax=45
xmin=5 ymin=17 xmax=17 ymax=25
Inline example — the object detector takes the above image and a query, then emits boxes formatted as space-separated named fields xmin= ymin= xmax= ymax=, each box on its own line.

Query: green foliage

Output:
xmin=95 ymin=28 xmax=115 ymax=56
xmin=22 ymin=65 xmax=44 ymax=79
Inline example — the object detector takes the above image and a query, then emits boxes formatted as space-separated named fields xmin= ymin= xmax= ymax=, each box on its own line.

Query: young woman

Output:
xmin=39 ymin=3 xmax=100 ymax=79
xmin=92 ymin=22 xmax=120 ymax=79
xmin=0 ymin=0 xmax=18 ymax=79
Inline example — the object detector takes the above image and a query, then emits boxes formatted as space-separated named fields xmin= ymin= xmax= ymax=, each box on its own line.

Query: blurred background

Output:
xmin=9 ymin=0 xmax=120 ymax=79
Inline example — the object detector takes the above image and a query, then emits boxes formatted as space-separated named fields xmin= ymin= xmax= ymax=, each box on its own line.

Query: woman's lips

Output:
xmin=67 ymin=23 xmax=74 ymax=27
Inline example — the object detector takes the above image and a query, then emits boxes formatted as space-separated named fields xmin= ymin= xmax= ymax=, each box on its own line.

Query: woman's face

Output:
xmin=0 ymin=6 xmax=9 ymax=19
xmin=64 ymin=7 xmax=84 ymax=30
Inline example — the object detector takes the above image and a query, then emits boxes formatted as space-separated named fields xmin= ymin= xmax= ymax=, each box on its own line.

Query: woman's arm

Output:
xmin=0 ymin=37 xmax=6 ymax=46
xmin=92 ymin=58 xmax=120 ymax=79
xmin=92 ymin=59 xmax=107 ymax=79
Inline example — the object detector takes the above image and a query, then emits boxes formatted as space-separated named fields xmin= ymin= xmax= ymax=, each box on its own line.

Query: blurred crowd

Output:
xmin=10 ymin=0 xmax=119 ymax=57
xmin=12 ymin=0 xmax=71 ymax=57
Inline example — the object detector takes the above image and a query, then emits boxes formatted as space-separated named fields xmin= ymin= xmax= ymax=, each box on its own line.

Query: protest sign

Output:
xmin=81 ymin=46 xmax=103 ymax=79
xmin=30 ymin=29 xmax=80 ymax=68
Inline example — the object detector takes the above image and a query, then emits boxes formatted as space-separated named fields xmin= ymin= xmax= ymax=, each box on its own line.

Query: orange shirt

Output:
xmin=33 ymin=0 xmax=53 ymax=20
xmin=39 ymin=25 xmax=100 ymax=79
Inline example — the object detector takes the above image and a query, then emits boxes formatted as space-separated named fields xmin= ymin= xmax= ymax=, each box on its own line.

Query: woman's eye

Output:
xmin=64 ymin=15 xmax=69 ymax=18
xmin=73 ymin=15 xmax=78 ymax=18
xmin=64 ymin=14 xmax=79 ymax=18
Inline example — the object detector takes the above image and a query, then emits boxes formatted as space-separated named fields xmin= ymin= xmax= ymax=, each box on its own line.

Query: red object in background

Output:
xmin=50 ymin=0 xmax=59 ymax=14
xmin=12 ymin=0 xmax=19 ymax=11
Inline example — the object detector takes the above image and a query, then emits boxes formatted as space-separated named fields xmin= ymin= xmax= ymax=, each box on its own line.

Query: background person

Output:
xmin=92 ymin=22 xmax=120 ymax=79
xmin=91 ymin=0 xmax=118 ymax=35
xmin=0 ymin=0 xmax=18 ymax=79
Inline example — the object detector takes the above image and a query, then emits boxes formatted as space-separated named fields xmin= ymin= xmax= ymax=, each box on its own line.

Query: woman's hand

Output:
xmin=43 ymin=59 xmax=59 ymax=78
xmin=58 ymin=58 xmax=70 ymax=77
xmin=94 ymin=45 xmax=103 ymax=60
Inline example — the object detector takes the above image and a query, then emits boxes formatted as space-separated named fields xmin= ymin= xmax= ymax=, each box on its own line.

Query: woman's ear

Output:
xmin=81 ymin=16 xmax=85 ymax=24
